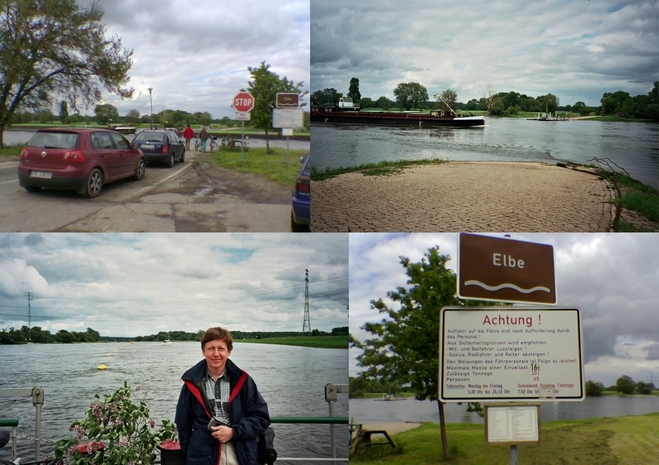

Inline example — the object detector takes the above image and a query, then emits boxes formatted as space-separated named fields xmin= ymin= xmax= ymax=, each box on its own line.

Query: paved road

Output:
xmin=311 ymin=162 xmax=614 ymax=232
xmin=0 ymin=152 xmax=290 ymax=232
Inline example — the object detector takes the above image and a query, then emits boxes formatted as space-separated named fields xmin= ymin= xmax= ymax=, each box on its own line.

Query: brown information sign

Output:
xmin=458 ymin=233 xmax=556 ymax=304
xmin=276 ymin=93 xmax=299 ymax=107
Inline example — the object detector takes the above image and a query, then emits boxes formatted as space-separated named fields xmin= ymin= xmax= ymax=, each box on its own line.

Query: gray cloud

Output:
xmin=0 ymin=233 xmax=348 ymax=336
xmin=70 ymin=0 xmax=310 ymax=119
xmin=311 ymin=0 xmax=658 ymax=106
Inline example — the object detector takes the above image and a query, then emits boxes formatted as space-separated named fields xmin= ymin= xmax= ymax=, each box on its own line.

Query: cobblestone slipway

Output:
xmin=311 ymin=162 xmax=614 ymax=232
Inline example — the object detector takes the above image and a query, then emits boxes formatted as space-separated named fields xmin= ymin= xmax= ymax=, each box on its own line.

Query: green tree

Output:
xmin=247 ymin=62 xmax=305 ymax=153
xmin=436 ymin=89 xmax=458 ymax=112
xmin=348 ymin=77 xmax=361 ymax=104
xmin=0 ymin=0 xmax=133 ymax=147
xmin=573 ymin=101 xmax=589 ymax=116
xmin=352 ymin=246 xmax=499 ymax=459
xmin=615 ymin=375 xmax=635 ymax=394
xmin=94 ymin=104 xmax=119 ymax=124
xmin=125 ymin=109 xmax=140 ymax=124
xmin=393 ymin=82 xmax=428 ymax=110
xmin=59 ymin=101 xmax=69 ymax=122
xmin=585 ymin=380 xmax=605 ymax=396
xmin=311 ymin=88 xmax=341 ymax=107
xmin=375 ymin=96 xmax=391 ymax=110
xmin=635 ymin=381 xmax=653 ymax=395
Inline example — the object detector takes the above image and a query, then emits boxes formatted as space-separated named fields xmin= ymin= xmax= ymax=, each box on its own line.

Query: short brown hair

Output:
xmin=201 ymin=327 xmax=233 ymax=351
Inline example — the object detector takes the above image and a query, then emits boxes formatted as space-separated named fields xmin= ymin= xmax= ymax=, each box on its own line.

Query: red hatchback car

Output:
xmin=18 ymin=128 xmax=146 ymax=198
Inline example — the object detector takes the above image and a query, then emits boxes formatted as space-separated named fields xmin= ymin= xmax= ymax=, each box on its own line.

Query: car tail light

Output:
xmin=296 ymin=178 xmax=310 ymax=194
xmin=162 ymin=145 xmax=169 ymax=154
xmin=63 ymin=150 xmax=86 ymax=162
xmin=20 ymin=147 xmax=28 ymax=159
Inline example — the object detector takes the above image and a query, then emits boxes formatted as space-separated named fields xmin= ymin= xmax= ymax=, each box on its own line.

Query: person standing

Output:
xmin=183 ymin=124 xmax=195 ymax=150
xmin=176 ymin=327 xmax=270 ymax=465
xmin=199 ymin=126 xmax=209 ymax=152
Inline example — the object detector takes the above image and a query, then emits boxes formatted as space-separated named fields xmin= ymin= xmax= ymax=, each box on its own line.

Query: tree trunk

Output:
xmin=436 ymin=399 xmax=450 ymax=460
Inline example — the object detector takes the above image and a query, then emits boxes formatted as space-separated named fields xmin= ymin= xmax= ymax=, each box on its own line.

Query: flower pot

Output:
xmin=158 ymin=441 xmax=185 ymax=465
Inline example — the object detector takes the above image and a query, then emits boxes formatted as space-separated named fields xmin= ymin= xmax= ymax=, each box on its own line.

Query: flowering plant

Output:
xmin=53 ymin=381 xmax=178 ymax=465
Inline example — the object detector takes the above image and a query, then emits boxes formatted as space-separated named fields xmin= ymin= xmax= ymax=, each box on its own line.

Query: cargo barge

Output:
xmin=311 ymin=97 xmax=485 ymax=128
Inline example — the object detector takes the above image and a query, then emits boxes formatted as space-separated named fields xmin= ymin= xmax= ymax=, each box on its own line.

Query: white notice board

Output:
xmin=439 ymin=307 xmax=585 ymax=402
xmin=486 ymin=404 xmax=540 ymax=444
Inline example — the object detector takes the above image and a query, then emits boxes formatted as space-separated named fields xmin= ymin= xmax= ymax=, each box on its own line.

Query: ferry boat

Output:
xmin=311 ymin=97 xmax=484 ymax=127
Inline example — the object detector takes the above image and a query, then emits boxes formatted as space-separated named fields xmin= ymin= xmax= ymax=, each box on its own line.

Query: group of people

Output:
xmin=182 ymin=124 xmax=209 ymax=152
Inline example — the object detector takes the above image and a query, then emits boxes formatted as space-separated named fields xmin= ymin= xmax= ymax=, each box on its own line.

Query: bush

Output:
xmin=53 ymin=381 xmax=178 ymax=465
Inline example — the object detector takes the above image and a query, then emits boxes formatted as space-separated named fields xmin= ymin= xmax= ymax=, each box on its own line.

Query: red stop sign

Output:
xmin=233 ymin=92 xmax=254 ymax=112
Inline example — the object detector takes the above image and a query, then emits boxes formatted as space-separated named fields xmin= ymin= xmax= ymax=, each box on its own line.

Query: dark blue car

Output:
xmin=132 ymin=129 xmax=185 ymax=168
xmin=291 ymin=154 xmax=310 ymax=232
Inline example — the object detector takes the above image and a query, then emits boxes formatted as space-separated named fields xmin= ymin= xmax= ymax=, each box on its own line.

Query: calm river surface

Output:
xmin=311 ymin=118 xmax=658 ymax=189
xmin=0 ymin=342 xmax=348 ymax=461
xmin=350 ymin=396 xmax=659 ymax=425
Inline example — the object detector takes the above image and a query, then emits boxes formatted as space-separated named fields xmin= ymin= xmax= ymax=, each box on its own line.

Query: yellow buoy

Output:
xmin=97 ymin=365 xmax=107 ymax=370
xmin=107 ymin=353 xmax=113 ymax=356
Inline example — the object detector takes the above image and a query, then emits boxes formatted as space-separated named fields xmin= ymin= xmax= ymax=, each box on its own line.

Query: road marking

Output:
xmin=0 ymin=179 xmax=18 ymax=185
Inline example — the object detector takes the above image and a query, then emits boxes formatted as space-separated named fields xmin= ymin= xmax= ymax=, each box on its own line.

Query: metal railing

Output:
xmin=269 ymin=383 xmax=349 ymax=463
xmin=0 ymin=387 xmax=44 ymax=461
xmin=0 ymin=384 xmax=349 ymax=464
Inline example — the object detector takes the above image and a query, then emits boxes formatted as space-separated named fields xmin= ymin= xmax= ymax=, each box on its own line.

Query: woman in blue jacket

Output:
xmin=176 ymin=327 xmax=270 ymax=465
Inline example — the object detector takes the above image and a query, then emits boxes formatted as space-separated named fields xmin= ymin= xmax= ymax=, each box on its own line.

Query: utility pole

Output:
xmin=302 ymin=269 xmax=311 ymax=335
xmin=24 ymin=292 xmax=34 ymax=341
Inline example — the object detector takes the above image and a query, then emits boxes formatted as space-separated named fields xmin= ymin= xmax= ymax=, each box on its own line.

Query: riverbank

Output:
xmin=311 ymin=161 xmax=616 ymax=233
xmin=352 ymin=413 xmax=659 ymax=464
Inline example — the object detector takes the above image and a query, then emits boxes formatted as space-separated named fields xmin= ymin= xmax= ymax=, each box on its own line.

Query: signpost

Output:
xmin=272 ymin=92 xmax=302 ymax=163
xmin=232 ymin=91 xmax=254 ymax=158
xmin=458 ymin=233 xmax=556 ymax=305
xmin=439 ymin=306 xmax=585 ymax=403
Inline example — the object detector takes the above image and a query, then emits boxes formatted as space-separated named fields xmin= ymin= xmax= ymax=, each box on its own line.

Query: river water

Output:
xmin=350 ymin=396 xmax=659 ymax=425
xmin=311 ymin=118 xmax=658 ymax=189
xmin=0 ymin=342 xmax=348 ymax=461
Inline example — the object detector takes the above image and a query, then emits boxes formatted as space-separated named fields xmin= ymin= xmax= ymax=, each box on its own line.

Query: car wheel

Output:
xmin=180 ymin=150 xmax=185 ymax=163
xmin=24 ymin=186 xmax=41 ymax=193
xmin=84 ymin=168 xmax=103 ymax=198
xmin=291 ymin=211 xmax=310 ymax=232
xmin=167 ymin=153 xmax=175 ymax=168
xmin=134 ymin=158 xmax=146 ymax=181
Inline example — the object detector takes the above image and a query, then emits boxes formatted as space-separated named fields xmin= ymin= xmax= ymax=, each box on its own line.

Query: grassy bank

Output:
xmin=206 ymin=146 xmax=307 ymax=187
xmin=594 ymin=168 xmax=659 ymax=231
xmin=240 ymin=335 xmax=347 ymax=349
xmin=311 ymin=158 xmax=448 ymax=181
xmin=352 ymin=413 xmax=659 ymax=464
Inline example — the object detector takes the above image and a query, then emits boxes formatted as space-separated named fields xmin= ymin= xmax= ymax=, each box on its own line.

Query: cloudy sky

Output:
xmin=349 ymin=233 xmax=659 ymax=386
xmin=0 ymin=233 xmax=348 ymax=337
xmin=73 ymin=0 xmax=309 ymax=119
xmin=311 ymin=0 xmax=658 ymax=107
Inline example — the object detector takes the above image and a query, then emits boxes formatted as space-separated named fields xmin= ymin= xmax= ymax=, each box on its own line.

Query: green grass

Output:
xmin=595 ymin=169 xmax=659 ymax=228
xmin=203 ymin=146 xmax=309 ymax=187
xmin=351 ymin=413 xmax=659 ymax=465
xmin=239 ymin=335 xmax=348 ymax=349
xmin=311 ymin=158 xmax=448 ymax=181
xmin=0 ymin=143 xmax=24 ymax=157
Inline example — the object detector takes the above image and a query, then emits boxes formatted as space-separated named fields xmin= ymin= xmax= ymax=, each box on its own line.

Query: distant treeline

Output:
xmin=134 ymin=326 xmax=349 ymax=342
xmin=0 ymin=326 xmax=100 ymax=344
xmin=0 ymin=325 xmax=349 ymax=344
xmin=313 ymin=81 xmax=658 ymax=120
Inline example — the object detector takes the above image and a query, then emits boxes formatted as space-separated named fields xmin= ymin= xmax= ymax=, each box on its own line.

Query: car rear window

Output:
xmin=134 ymin=132 xmax=166 ymax=143
xmin=28 ymin=132 xmax=78 ymax=149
